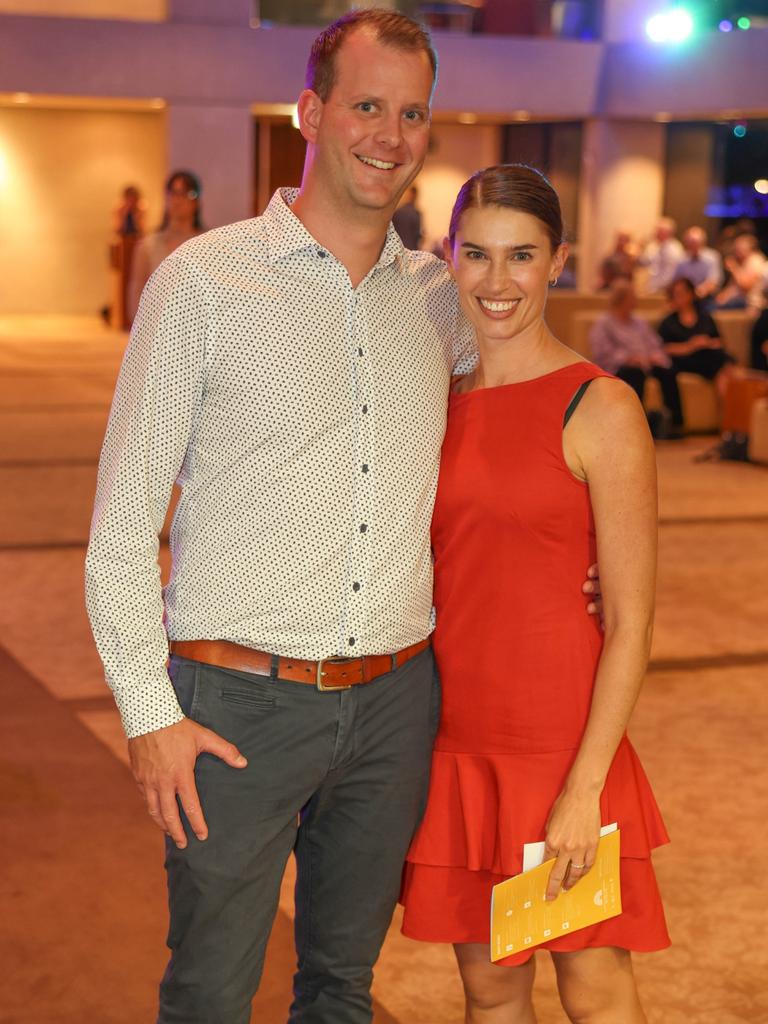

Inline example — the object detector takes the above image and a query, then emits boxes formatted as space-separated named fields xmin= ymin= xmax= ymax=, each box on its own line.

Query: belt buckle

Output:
xmin=316 ymin=657 xmax=356 ymax=691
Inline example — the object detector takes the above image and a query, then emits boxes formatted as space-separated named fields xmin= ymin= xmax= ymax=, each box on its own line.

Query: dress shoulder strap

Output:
xmin=563 ymin=379 xmax=593 ymax=428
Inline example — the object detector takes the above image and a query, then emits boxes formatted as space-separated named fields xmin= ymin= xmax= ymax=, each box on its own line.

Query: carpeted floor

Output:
xmin=1 ymin=318 xmax=767 ymax=1023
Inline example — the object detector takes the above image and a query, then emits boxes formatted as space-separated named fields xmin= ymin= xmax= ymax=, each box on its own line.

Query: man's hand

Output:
xmin=128 ymin=719 xmax=247 ymax=848
xmin=583 ymin=563 xmax=603 ymax=623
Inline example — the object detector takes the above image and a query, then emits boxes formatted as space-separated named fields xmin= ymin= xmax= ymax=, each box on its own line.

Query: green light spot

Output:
xmin=737 ymin=16 xmax=751 ymax=29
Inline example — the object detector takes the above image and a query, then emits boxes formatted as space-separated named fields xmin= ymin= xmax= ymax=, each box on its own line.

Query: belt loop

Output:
xmin=390 ymin=652 xmax=397 ymax=673
xmin=270 ymin=654 xmax=279 ymax=679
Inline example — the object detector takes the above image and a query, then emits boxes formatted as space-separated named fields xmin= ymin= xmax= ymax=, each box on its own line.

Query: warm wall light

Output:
xmin=291 ymin=104 xmax=300 ymax=129
xmin=457 ymin=113 xmax=478 ymax=125
xmin=755 ymin=180 xmax=768 ymax=195
xmin=512 ymin=110 xmax=531 ymax=122
xmin=12 ymin=92 xmax=31 ymax=104
xmin=149 ymin=97 xmax=165 ymax=109
xmin=655 ymin=112 xmax=672 ymax=122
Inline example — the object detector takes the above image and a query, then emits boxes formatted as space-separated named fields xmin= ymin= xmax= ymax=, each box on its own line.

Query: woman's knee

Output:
xmin=455 ymin=944 xmax=535 ymax=1011
xmin=553 ymin=947 xmax=643 ymax=1023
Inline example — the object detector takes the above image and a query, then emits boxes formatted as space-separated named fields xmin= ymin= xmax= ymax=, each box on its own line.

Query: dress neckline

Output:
xmin=451 ymin=362 xmax=593 ymax=401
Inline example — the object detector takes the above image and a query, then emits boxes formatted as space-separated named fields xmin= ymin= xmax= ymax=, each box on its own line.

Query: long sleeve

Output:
xmin=85 ymin=249 xmax=207 ymax=738
xmin=640 ymin=320 xmax=671 ymax=367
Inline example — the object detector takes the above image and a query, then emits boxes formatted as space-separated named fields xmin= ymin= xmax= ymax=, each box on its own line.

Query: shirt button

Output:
xmin=317 ymin=249 xmax=327 ymax=258
xmin=352 ymin=582 xmax=361 ymax=592
xmin=362 ymin=404 xmax=368 ymax=414
xmin=348 ymin=637 xmax=356 ymax=646
xmin=358 ymin=347 xmax=364 ymax=357
xmin=362 ymin=464 xmax=369 ymax=474
xmin=360 ymin=524 xmax=367 ymax=533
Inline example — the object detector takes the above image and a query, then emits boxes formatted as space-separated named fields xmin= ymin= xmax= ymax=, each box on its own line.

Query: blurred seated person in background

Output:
xmin=591 ymin=280 xmax=684 ymax=438
xmin=713 ymin=232 xmax=767 ymax=312
xmin=127 ymin=170 xmax=203 ymax=323
xmin=639 ymin=217 xmax=684 ymax=293
xmin=597 ymin=229 xmax=637 ymax=290
xmin=392 ymin=185 xmax=423 ymax=250
xmin=658 ymin=278 xmax=735 ymax=401
xmin=751 ymin=302 xmax=768 ymax=372
xmin=674 ymin=227 xmax=722 ymax=302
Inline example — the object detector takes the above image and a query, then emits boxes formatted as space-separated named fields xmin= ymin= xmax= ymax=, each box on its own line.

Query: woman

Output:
xmin=659 ymin=276 xmax=735 ymax=400
xmin=401 ymin=165 xmax=669 ymax=1023
xmin=126 ymin=169 xmax=203 ymax=322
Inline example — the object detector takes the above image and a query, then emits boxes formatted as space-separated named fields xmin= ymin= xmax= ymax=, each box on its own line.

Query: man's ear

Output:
xmin=296 ymin=89 xmax=323 ymax=145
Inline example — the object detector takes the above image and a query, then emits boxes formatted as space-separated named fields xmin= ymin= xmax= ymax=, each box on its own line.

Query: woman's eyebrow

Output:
xmin=460 ymin=242 xmax=539 ymax=251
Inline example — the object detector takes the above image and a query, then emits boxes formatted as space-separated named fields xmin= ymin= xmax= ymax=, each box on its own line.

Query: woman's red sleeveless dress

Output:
xmin=401 ymin=363 xmax=670 ymax=965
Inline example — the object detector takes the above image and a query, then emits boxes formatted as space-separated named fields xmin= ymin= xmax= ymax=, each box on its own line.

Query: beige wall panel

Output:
xmin=0 ymin=0 xmax=165 ymax=19
xmin=415 ymin=124 xmax=501 ymax=253
xmin=578 ymin=120 xmax=665 ymax=290
xmin=0 ymin=106 xmax=165 ymax=314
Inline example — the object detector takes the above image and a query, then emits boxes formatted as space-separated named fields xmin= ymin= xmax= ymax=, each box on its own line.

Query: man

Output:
xmin=86 ymin=11 xmax=599 ymax=1023
xmin=590 ymin=279 xmax=684 ymax=438
xmin=673 ymin=225 xmax=722 ymax=300
xmin=392 ymin=184 xmax=423 ymax=249
xmin=713 ymin=231 xmax=767 ymax=311
xmin=640 ymin=216 xmax=684 ymax=293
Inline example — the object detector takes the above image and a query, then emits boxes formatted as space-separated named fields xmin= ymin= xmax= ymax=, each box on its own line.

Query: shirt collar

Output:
xmin=263 ymin=187 xmax=406 ymax=273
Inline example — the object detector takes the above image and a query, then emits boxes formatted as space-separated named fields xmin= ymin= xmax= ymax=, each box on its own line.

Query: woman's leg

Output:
xmin=454 ymin=943 xmax=538 ymax=1024
xmin=551 ymin=946 xmax=648 ymax=1024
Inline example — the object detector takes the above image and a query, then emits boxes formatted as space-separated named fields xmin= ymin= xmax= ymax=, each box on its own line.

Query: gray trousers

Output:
xmin=158 ymin=646 xmax=439 ymax=1024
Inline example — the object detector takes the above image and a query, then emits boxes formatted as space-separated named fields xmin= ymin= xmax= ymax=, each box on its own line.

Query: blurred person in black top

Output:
xmin=392 ymin=185 xmax=423 ymax=249
xmin=657 ymin=277 xmax=735 ymax=400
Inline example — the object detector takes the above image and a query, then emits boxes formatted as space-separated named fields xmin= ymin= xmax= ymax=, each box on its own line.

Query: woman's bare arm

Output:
xmin=543 ymin=378 xmax=657 ymax=899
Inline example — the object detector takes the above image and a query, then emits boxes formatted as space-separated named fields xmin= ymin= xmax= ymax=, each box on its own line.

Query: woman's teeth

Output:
xmin=479 ymin=299 xmax=519 ymax=312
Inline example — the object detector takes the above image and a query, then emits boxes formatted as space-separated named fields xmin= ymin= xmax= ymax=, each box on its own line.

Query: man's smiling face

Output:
xmin=301 ymin=28 xmax=433 ymax=215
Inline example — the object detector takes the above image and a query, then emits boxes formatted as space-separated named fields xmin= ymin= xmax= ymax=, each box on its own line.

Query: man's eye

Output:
xmin=467 ymin=250 xmax=486 ymax=260
xmin=404 ymin=110 xmax=424 ymax=122
xmin=358 ymin=102 xmax=376 ymax=113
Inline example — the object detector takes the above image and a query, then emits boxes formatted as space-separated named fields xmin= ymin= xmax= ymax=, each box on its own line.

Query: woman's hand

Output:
xmin=542 ymin=788 xmax=602 ymax=901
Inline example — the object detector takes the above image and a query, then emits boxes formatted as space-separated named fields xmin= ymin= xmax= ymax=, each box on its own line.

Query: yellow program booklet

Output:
xmin=490 ymin=830 xmax=622 ymax=962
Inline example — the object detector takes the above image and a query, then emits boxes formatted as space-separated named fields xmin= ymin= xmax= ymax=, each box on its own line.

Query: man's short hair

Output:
xmin=305 ymin=9 xmax=438 ymax=102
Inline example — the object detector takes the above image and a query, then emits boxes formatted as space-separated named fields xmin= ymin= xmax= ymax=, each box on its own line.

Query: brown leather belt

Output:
xmin=169 ymin=637 xmax=431 ymax=691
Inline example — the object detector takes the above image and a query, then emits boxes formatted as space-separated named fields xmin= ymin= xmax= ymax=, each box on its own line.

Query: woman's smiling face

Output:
xmin=446 ymin=205 xmax=567 ymax=346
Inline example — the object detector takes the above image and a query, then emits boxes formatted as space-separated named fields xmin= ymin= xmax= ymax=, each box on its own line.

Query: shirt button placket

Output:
xmin=348 ymin=287 xmax=371 ymax=652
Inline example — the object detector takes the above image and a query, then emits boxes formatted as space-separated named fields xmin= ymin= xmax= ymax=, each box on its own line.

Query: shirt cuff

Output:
xmin=112 ymin=676 xmax=185 ymax=739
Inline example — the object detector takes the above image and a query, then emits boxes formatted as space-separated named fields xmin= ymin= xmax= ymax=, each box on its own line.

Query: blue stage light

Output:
xmin=718 ymin=19 xmax=733 ymax=31
xmin=733 ymin=124 xmax=747 ymax=138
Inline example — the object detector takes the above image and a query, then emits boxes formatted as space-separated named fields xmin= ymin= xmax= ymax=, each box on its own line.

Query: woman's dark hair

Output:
xmin=160 ymin=170 xmax=203 ymax=231
xmin=448 ymin=164 xmax=564 ymax=252
xmin=668 ymin=275 xmax=701 ymax=314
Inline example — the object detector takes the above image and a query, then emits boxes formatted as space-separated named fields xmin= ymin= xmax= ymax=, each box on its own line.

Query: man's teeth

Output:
xmin=358 ymin=156 xmax=396 ymax=170
xmin=479 ymin=298 xmax=518 ymax=312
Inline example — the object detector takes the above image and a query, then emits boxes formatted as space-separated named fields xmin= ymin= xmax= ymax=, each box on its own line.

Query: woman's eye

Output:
xmin=466 ymin=250 xmax=486 ymax=260
xmin=511 ymin=252 xmax=532 ymax=262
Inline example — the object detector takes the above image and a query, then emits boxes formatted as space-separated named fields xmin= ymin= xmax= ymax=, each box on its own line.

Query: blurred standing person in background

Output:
xmin=639 ymin=217 xmax=684 ymax=294
xmin=392 ymin=184 xmax=423 ymax=249
xmin=114 ymin=183 xmax=147 ymax=239
xmin=673 ymin=226 xmax=722 ymax=303
xmin=126 ymin=170 xmax=203 ymax=322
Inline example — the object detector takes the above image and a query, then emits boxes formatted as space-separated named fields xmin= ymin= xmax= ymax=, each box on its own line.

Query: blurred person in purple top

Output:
xmin=590 ymin=280 xmax=683 ymax=437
